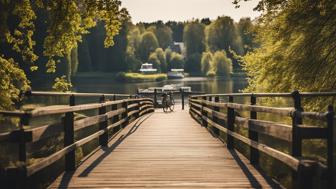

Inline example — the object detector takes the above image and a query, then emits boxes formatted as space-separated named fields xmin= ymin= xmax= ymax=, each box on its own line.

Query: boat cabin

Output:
xmin=140 ymin=63 xmax=157 ymax=74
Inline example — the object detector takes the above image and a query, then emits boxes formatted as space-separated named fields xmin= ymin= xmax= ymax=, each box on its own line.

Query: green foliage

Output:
xmin=169 ymin=52 xmax=185 ymax=69
xmin=125 ymin=54 xmax=142 ymax=72
xmin=166 ymin=21 xmax=184 ymax=42
xmin=211 ymin=51 xmax=232 ymax=77
xmin=237 ymin=18 xmax=257 ymax=53
xmin=0 ymin=56 xmax=29 ymax=110
xmin=148 ymin=48 xmax=167 ymax=72
xmin=185 ymin=53 xmax=202 ymax=74
xmin=183 ymin=21 xmax=205 ymax=58
xmin=116 ymin=72 xmax=167 ymax=82
xmin=52 ymin=76 xmax=72 ymax=92
xmin=155 ymin=48 xmax=167 ymax=72
xmin=0 ymin=0 xmax=128 ymax=109
xmin=165 ymin=48 xmax=173 ymax=65
xmin=147 ymin=25 xmax=173 ymax=49
xmin=205 ymin=16 xmax=243 ymax=54
xmin=148 ymin=53 xmax=161 ymax=72
xmin=242 ymin=0 xmax=336 ymax=94
xmin=138 ymin=31 xmax=159 ymax=61
xmin=201 ymin=51 xmax=213 ymax=75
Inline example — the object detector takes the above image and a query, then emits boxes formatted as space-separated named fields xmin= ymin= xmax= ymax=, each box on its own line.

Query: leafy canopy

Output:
xmin=0 ymin=0 xmax=128 ymax=109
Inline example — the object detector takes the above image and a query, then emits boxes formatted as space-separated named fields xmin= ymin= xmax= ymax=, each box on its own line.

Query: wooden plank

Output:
xmin=227 ymin=103 xmax=293 ymax=116
xmin=298 ymin=125 xmax=328 ymax=139
xmin=234 ymin=117 xmax=292 ymax=142
xmin=201 ymin=115 xmax=300 ymax=171
xmin=50 ymin=105 xmax=279 ymax=189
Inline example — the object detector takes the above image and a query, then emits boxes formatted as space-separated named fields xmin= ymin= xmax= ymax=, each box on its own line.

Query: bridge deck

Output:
xmin=50 ymin=105 xmax=279 ymax=188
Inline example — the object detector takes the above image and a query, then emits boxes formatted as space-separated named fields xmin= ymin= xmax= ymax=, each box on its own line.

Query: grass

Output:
xmin=115 ymin=72 xmax=167 ymax=82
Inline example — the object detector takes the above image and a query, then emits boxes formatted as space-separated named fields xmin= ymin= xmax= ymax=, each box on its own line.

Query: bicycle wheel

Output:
xmin=163 ymin=100 xmax=169 ymax=112
xmin=169 ymin=98 xmax=175 ymax=111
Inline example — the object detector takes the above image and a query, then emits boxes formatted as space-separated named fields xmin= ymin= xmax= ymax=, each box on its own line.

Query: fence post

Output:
xmin=227 ymin=96 xmax=234 ymax=149
xmin=111 ymin=99 xmax=119 ymax=133
xmin=201 ymin=96 xmax=207 ymax=128
xmin=154 ymin=89 xmax=157 ymax=107
xmin=122 ymin=100 xmax=129 ymax=128
xmin=64 ymin=95 xmax=75 ymax=171
xmin=326 ymin=105 xmax=335 ymax=189
xmin=213 ymin=96 xmax=220 ymax=137
xmin=249 ymin=94 xmax=259 ymax=165
xmin=99 ymin=95 xmax=108 ymax=147
xmin=291 ymin=90 xmax=303 ymax=157
xmin=180 ymin=88 xmax=185 ymax=110
xmin=291 ymin=109 xmax=303 ymax=188
xmin=297 ymin=160 xmax=316 ymax=189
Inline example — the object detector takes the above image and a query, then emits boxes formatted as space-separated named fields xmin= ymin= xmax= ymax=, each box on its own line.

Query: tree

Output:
xmin=241 ymin=0 xmax=336 ymax=99
xmin=166 ymin=21 xmax=184 ymax=42
xmin=183 ymin=21 xmax=205 ymax=73
xmin=147 ymin=25 xmax=173 ymax=49
xmin=205 ymin=16 xmax=243 ymax=54
xmin=201 ymin=51 xmax=213 ymax=75
xmin=148 ymin=53 xmax=161 ymax=72
xmin=169 ymin=52 xmax=185 ymax=69
xmin=237 ymin=18 xmax=256 ymax=53
xmin=183 ymin=21 xmax=205 ymax=57
xmin=209 ymin=51 xmax=232 ymax=77
xmin=78 ymin=37 xmax=93 ymax=72
xmin=154 ymin=48 xmax=167 ymax=72
xmin=0 ymin=0 xmax=128 ymax=109
xmin=138 ymin=31 xmax=159 ymax=62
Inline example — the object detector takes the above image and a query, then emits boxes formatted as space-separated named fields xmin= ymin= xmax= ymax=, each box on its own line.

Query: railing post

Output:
xmin=122 ymin=100 xmax=129 ymax=128
xmin=180 ymin=88 xmax=185 ymax=110
xmin=291 ymin=109 xmax=303 ymax=188
xmin=64 ymin=95 xmax=75 ymax=171
xmin=291 ymin=90 xmax=303 ymax=157
xmin=154 ymin=89 xmax=157 ymax=108
xmin=297 ymin=160 xmax=316 ymax=189
xmin=111 ymin=99 xmax=119 ymax=133
xmin=227 ymin=96 xmax=234 ymax=149
xmin=99 ymin=95 xmax=108 ymax=147
xmin=136 ymin=100 xmax=140 ymax=118
xmin=18 ymin=115 xmax=29 ymax=164
xmin=249 ymin=94 xmax=259 ymax=165
xmin=201 ymin=96 xmax=207 ymax=128
xmin=326 ymin=105 xmax=335 ymax=189
xmin=213 ymin=96 xmax=220 ymax=137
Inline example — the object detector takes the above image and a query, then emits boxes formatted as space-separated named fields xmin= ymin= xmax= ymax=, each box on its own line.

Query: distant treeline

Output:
xmin=20 ymin=16 xmax=256 ymax=86
xmin=74 ymin=16 xmax=256 ymax=77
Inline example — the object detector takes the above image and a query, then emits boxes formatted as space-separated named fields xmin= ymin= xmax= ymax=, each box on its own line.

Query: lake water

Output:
xmin=71 ymin=76 xmax=248 ymax=94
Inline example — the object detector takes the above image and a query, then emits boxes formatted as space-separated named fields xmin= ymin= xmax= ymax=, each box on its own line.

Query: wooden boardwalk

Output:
xmin=50 ymin=105 xmax=279 ymax=188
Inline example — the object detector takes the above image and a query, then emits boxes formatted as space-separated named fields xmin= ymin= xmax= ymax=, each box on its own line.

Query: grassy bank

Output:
xmin=115 ymin=72 xmax=167 ymax=82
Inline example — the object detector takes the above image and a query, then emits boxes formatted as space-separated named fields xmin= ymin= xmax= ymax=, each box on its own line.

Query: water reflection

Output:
xmin=71 ymin=76 xmax=247 ymax=94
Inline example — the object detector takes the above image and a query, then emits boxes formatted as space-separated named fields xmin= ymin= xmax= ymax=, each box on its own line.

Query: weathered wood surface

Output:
xmin=50 ymin=105 xmax=279 ymax=188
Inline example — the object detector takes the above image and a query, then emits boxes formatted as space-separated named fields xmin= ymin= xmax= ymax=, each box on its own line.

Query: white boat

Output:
xmin=167 ymin=69 xmax=184 ymax=79
xmin=139 ymin=63 xmax=157 ymax=74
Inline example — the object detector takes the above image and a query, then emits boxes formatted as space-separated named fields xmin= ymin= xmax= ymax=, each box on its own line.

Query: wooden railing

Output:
xmin=137 ymin=88 xmax=204 ymax=109
xmin=189 ymin=91 xmax=336 ymax=189
xmin=0 ymin=92 xmax=154 ymax=187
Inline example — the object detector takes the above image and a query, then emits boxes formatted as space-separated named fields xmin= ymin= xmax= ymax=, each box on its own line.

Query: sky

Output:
xmin=120 ymin=0 xmax=261 ymax=23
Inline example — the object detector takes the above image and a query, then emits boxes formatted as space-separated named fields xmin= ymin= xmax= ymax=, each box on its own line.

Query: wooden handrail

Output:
xmin=0 ymin=95 xmax=155 ymax=184
xmin=189 ymin=91 xmax=336 ymax=189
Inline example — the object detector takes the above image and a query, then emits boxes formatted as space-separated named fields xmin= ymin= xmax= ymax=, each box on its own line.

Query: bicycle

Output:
xmin=161 ymin=92 xmax=175 ymax=112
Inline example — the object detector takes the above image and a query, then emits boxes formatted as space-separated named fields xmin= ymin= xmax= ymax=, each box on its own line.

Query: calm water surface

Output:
xmin=71 ymin=76 xmax=247 ymax=94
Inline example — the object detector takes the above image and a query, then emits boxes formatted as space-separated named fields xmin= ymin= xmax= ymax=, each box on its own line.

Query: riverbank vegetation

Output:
xmin=236 ymin=0 xmax=336 ymax=110
xmin=115 ymin=72 xmax=167 ymax=82
xmin=0 ymin=1 xmax=256 ymax=109
xmin=0 ymin=0 xmax=128 ymax=109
